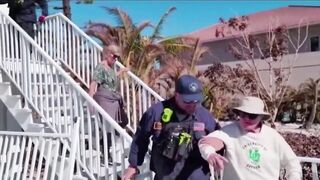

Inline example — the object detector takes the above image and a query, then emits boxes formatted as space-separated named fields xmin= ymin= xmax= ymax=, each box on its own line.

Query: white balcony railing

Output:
xmin=36 ymin=13 xmax=164 ymax=133
xmin=0 ymin=118 xmax=79 ymax=180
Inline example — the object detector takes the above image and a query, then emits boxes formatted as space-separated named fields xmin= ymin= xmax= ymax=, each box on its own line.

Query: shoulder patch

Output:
xmin=162 ymin=108 xmax=173 ymax=123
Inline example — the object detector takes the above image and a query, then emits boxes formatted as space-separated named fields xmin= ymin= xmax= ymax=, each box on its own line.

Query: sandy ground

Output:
xmin=274 ymin=122 xmax=320 ymax=137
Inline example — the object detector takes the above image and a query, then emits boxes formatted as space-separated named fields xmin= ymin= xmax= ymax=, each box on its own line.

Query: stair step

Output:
xmin=72 ymin=175 xmax=88 ymax=180
xmin=10 ymin=108 xmax=44 ymax=132
xmin=90 ymin=162 xmax=123 ymax=178
xmin=43 ymin=126 xmax=55 ymax=133
xmin=12 ymin=108 xmax=33 ymax=126
xmin=26 ymin=123 xmax=45 ymax=133
xmin=2 ymin=95 xmax=21 ymax=109
xmin=0 ymin=82 xmax=11 ymax=96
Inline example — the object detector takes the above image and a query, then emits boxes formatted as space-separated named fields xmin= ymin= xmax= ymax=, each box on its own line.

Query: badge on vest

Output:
xmin=153 ymin=122 xmax=162 ymax=130
xmin=162 ymin=108 xmax=173 ymax=123
xmin=193 ymin=122 xmax=205 ymax=131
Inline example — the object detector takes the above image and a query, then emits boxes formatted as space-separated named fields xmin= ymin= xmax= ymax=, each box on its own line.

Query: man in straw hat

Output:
xmin=198 ymin=96 xmax=302 ymax=180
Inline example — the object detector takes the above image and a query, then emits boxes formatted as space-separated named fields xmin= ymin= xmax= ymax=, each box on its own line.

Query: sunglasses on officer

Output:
xmin=238 ymin=111 xmax=260 ymax=120
xmin=183 ymin=101 xmax=199 ymax=105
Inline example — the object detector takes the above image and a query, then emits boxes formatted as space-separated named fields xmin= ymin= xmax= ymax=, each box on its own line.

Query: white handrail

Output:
xmin=115 ymin=61 xmax=164 ymax=101
xmin=45 ymin=12 xmax=102 ymax=51
xmin=298 ymin=156 xmax=320 ymax=163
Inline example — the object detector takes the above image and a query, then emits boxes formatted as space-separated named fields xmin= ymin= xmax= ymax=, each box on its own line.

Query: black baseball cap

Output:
xmin=175 ymin=75 xmax=204 ymax=103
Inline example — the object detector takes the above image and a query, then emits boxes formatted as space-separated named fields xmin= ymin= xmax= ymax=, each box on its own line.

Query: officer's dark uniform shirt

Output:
xmin=8 ymin=0 xmax=48 ymax=37
xmin=129 ymin=97 xmax=219 ymax=180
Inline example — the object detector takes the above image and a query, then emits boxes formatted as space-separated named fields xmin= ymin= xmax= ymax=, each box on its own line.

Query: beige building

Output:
xmin=189 ymin=5 xmax=320 ymax=87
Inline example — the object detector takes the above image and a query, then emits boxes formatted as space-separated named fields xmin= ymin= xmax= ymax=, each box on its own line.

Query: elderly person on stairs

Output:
xmin=89 ymin=44 xmax=129 ymax=127
xmin=199 ymin=96 xmax=302 ymax=180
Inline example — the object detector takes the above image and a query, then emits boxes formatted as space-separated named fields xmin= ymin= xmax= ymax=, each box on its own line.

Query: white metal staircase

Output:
xmin=0 ymin=129 xmax=79 ymax=180
xmin=35 ymin=12 xmax=164 ymax=133
xmin=0 ymin=73 xmax=44 ymax=133
xmin=0 ymin=10 xmax=319 ymax=179
xmin=0 ymin=11 xmax=153 ymax=179
xmin=0 ymin=65 xmax=80 ymax=179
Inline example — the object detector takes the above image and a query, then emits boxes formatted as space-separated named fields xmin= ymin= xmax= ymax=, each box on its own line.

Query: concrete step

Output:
xmin=11 ymin=108 xmax=44 ymax=133
xmin=1 ymin=95 xmax=21 ymax=109
xmin=0 ymin=82 xmax=11 ymax=96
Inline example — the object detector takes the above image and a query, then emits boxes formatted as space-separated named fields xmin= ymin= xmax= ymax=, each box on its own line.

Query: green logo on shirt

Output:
xmin=248 ymin=148 xmax=260 ymax=164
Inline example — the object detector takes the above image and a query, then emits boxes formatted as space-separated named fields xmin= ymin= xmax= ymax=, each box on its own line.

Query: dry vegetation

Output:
xmin=281 ymin=132 xmax=320 ymax=179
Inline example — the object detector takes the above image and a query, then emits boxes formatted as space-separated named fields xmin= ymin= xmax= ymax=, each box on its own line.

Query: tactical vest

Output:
xmin=150 ymin=101 xmax=208 ymax=179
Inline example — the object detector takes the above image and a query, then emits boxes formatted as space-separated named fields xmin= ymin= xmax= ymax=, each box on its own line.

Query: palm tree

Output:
xmin=299 ymin=78 xmax=320 ymax=129
xmin=85 ymin=7 xmax=211 ymax=100
xmin=86 ymin=7 xmax=151 ymax=68
xmin=86 ymin=7 xmax=193 ymax=78
xmin=147 ymin=37 xmax=211 ymax=98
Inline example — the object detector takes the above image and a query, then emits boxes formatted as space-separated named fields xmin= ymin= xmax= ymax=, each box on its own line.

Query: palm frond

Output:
xmin=105 ymin=7 xmax=133 ymax=36
xmin=86 ymin=23 xmax=122 ymax=45
xmin=150 ymin=7 xmax=176 ymax=42
xmin=135 ymin=21 xmax=152 ymax=35
xmin=86 ymin=23 xmax=113 ymax=37
xmin=190 ymin=38 xmax=209 ymax=70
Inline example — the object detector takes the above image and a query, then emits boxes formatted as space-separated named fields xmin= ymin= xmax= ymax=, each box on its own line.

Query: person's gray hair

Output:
xmin=103 ymin=44 xmax=122 ymax=57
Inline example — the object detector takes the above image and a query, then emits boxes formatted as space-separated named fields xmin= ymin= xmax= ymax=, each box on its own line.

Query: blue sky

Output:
xmin=48 ymin=1 xmax=320 ymax=37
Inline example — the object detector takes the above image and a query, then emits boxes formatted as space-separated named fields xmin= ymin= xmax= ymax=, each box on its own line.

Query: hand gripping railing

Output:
xmin=36 ymin=13 xmax=164 ymax=132
xmin=0 ymin=12 xmax=154 ymax=179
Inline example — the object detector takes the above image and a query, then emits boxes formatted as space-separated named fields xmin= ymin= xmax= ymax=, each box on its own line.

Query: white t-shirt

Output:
xmin=200 ymin=121 xmax=302 ymax=180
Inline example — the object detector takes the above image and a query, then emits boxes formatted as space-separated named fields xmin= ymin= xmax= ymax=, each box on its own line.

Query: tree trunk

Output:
xmin=270 ymin=107 xmax=278 ymax=128
xmin=304 ymin=84 xmax=319 ymax=129
xmin=304 ymin=104 xmax=317 ymax=129
xmin=63 ymin=0 xmax=72 ymax=19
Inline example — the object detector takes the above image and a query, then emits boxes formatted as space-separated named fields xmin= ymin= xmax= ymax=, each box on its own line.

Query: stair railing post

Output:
xmin=142 ymin=88 xmax=147 ymax=113
xmin=67 ymin=117 xmax=80 ymax=180
xmin=20 ymin=35 xmax=31 ymax=108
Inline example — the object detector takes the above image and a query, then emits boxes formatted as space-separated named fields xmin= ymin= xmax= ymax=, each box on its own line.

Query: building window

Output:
xmin=310 ymin=36 xmax=319 ymax=52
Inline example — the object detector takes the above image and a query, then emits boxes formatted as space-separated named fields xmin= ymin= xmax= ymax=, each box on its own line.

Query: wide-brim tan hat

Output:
xmin=232 ymin=96 xmax=271 ymax=120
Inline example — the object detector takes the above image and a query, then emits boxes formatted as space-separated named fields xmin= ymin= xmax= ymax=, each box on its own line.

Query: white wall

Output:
xmin=197 ymin=51 xmax=320 ymax=88
xmin=198 ymin=24 xmax=320 ymax=65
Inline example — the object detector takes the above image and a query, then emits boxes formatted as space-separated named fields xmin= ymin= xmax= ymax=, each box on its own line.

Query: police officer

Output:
xmin=122 ymin=75 xmax=220 ymax=180
xmin=7 ymin=0 xmax=48 ymax=37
